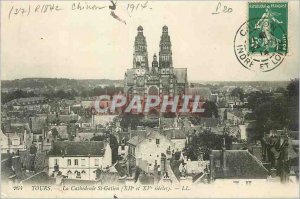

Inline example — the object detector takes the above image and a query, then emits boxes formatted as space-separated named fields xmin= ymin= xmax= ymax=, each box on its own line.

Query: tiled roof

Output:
xmin=125 ymin=69 xmax=135 ymax=84
xmin=160 ymin=118 xmax=176 ymax=128
xmin=30 ymin=117 xmax=47 ymax=133
xmin=173 ymin=68 xmax=187 ymax=84
xmin=62 ymin=178 xmax=97 ymax=185
xmin=186 ymin=87 xmax=211 ymax=98
xmin=6 ymin=97 xmax=47 ymax=106
xmin=48 ymin=141 xmax=107 ymax=156
xmin=199 ymin=118 xmax=219 ymax=127
xmin=138 ymin=173 xmax=155 ymax=185
xmin=162 ymin=129 xmax=186 ymax=139
xmin=127 ymin=130 xmax=170 ymax=146
xmin=21 ymin=171 xmax=55 ymax=185
xmin=211 ymin=150 xmax=268 ymax=179
xmin=100 ymin=172 xmax=123 ymax=184
xmin=114 ymin=162 xmax=127 ymax=177
xmin=127 ymin=134 xmax=146 ymax=146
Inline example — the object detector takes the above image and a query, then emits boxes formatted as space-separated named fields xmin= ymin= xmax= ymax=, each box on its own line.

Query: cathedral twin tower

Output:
xmin=133 ymin=25 xmax=173 ymax=70
xmin=125 ymin=26 xmax=187 ymax=97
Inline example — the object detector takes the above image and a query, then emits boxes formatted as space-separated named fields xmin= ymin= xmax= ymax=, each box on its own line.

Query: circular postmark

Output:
xmin=234 ymin=18 xmax=287 ymax=72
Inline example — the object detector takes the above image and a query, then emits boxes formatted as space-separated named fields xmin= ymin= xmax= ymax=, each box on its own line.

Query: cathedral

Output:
xmin=124 ymin=26 xmax=188 ymax=97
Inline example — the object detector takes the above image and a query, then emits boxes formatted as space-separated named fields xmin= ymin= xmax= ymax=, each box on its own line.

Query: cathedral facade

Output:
xmin=124 ymin=26 xmax=188 ymax=98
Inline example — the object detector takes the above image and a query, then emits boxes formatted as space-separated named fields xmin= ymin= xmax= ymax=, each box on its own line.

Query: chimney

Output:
xmin=172 ymin=130 xmax=175 ymax=139
xmin=270 ymin=168 xmax=277 ymax=178
xmin=222 ymin=138 xmax=227 ymax=176
xmin=129 ymin=124 xmax=132 ymax=139
xmin=209 ymin=154 xmax=214 ymax=183
xmin=29 ymin=118 xmax=32 ymax=132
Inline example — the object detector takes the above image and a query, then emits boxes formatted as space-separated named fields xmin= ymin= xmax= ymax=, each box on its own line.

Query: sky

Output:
xmin=1 ymin=1 xmax=299 ymax=81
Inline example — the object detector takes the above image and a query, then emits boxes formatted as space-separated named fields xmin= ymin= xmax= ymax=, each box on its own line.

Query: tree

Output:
xmin=109 ymin=134 xmax=119 ymax=164
xmin=29 ymin=144 xmax=37 ymax=154
xmin=202 ymin=101 xmax=219 ymax=118
xmin=51 ymin=128 xmax=59 ymax=139
xmin=230 ymin=87 xmax=245 ymax=101
xmin=185 ymin=131 xmax=232 ymax=161
xmin=246 ymin=79 xmax=299 ymax=138
xmin=90 ymin=134 xmax=119 ymax=164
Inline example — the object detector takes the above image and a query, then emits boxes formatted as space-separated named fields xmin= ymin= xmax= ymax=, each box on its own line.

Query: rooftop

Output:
xmin=48 ymin=141 xmax=108 ymax=156
xmin=211 ymin=150 xmax=268 ymax=179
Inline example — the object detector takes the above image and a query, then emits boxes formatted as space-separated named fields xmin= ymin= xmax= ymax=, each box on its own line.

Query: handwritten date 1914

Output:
xmin=127 ymin=1 xmax=151 ymax=15
xmin=212 ymin=2 xmax=233 ymax=15
xmin=9 ymin=4 xmax=62 ymax=19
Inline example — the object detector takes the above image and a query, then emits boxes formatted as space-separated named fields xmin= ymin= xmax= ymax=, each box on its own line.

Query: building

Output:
xmin=124 ymin=26 xmax=188 ymax=97
xmin=209 ymin=149 xmax=269 ymax=185
xmin=4 ymin=97 xmax=48 ymax=111
xmin=48 ymin=141 xmax=112 ymax=180
xmin=127 ymin=129 xmax=174 ymax=174
xmin=0 ymin=129 xmax=28 ymax=154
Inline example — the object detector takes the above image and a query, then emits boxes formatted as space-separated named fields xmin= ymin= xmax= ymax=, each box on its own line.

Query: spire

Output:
xmin=159 ymin=26 xmax=172 ymax=68
xmin=162 ymin=25 xmax=168 ymax=34
xmin=133 ymin=26 xmax=149 ymax=69
xmin=137 ymin=25 xmax=143 ymax=33
xmin=151 ymin=53 xmax=158 ymax=73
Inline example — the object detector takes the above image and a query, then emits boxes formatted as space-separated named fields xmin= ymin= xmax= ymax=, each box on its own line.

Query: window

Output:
xmin=67 ymin=170 xmax=72 ymax=178
xmin=81 ymin=159 xmax=86 ymax=166
xmin=75 ymin=171 xmax=81 ymax=179
xmin=67 ymin=159 xmax=71 ymax=166
xmin=74 ymin=159 xmax=78 ymax=166
xmin=233 ymin=181 xmax=239 ymax=184
xmin=47 ymin=139 xmax=50 ymax=143
xmin=156 ymin=139 xmax=160 ymax=145
xmin=54 ymin=159 xmax=59 ymax=165
xmin=121 ymin=146 xmax=125 ymax=150
xmin=95 ymin=159 xmax=99 ymax=166
xmin=215 ymin=160 xmax=221 ymax=168
xmin=246 ymin=181 xmax=252 ymax=185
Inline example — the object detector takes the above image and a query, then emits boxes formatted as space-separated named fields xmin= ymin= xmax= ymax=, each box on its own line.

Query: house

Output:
xmin=186 ymin=87 xmax=212 ymax=101
xmin=210 ymin=149 xmax=269 ymax=185
xmin=127 ymin=129 xmax=174 ymax=174
xmin=48 ymin=141 xmax=112 ymax=180
xmin=162 ymin=129 xmax=187 ymax=151
xmin=0 ymin=130 xmax=9 ymax=153
xmin=49 ymin=125 xmax=69 ymax=140
xmin=5 ymin=97 xmax=48 ymax=111
xmin=0 ymin=130 xmax=28 ymax=154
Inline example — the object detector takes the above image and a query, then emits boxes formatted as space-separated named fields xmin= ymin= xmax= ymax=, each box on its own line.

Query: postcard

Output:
xmin=1 ymin=0 xmax=299 ymax=198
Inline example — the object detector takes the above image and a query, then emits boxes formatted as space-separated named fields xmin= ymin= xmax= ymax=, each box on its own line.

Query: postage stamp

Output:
xmin=234 ymin=2 xmax=288 ymax=72
xmin=248 ymin=2 xmax=288 ymax=54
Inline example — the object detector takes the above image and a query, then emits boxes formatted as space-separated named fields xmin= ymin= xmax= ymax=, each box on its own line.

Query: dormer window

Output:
xmin=156 ymin=139 xmax=160 ymax=145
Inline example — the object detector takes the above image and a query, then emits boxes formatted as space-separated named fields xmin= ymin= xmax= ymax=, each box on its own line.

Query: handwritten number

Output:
xmin=127 ymin=1 xmax=149 ymax=14
xmin=212 ymin=2 xmax=232 ymax=15
xmin=8 ymin=6 xmax=14 ymax=19
xmin=27 ymin=5 xmax=31 ymax=16
xmin=212 ymin=2 xmax=220 ymax=14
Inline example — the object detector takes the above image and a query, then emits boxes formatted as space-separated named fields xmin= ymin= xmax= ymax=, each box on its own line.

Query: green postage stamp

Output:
xmin=248 ymin=2 xmax=288 ymax=54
